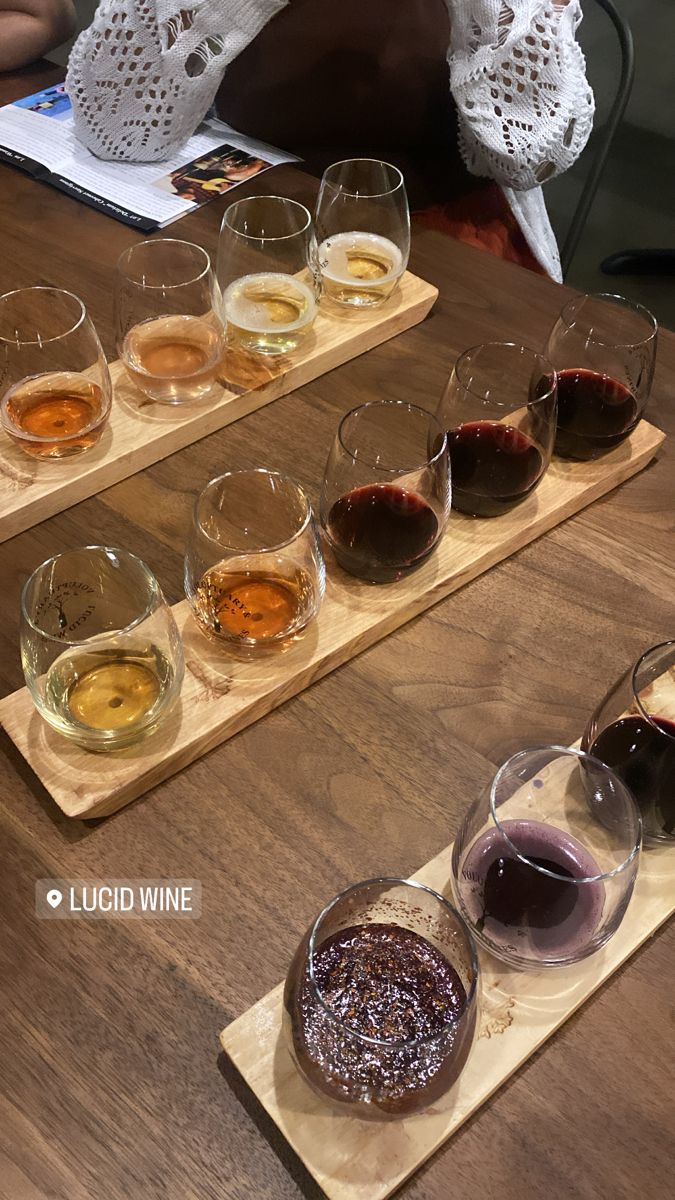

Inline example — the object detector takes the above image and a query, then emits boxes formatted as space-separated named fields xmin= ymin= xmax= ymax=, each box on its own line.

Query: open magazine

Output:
xmin=0 ymin=84 xmax=298 ymax=231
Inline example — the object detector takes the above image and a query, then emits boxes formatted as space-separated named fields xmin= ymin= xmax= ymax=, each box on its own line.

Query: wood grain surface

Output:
xmin=0 ymin=273 xmax=437 ymax=542
xmin=0 ymin=417 xmax=664 ymax=819
xmin=1 ymin=64 xmax=673 ymax=1200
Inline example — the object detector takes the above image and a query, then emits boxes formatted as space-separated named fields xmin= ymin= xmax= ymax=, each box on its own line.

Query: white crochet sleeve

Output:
xmin=65 ymin=0 xmax=288 ymax=160
xmin=448 ymin=0 xmax=595 ymax=189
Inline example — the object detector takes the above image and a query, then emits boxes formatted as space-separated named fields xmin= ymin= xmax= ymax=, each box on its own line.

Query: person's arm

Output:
xmin=447 ymin=0 xmax=594 ymax=189
xmin=0 ymin=0 xmax=75 ymax=70
xmin=65 ymin=0 xmax=288 ymax=161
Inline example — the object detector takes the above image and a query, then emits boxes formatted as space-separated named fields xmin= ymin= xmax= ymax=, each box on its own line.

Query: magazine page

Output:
xmin=0 ymin=85 xmax=299 ymax=229
xmin=0 ymin=84 xmax=74 ymax=173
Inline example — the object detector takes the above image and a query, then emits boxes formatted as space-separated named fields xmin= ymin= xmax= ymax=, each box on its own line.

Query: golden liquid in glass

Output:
xmin=45 ymin=645 xmax=173 ymax=739
xmin=319 ymin=232 xmax=403 ymax=306
xmin=68 ymin=659 xmax=161 ymax=730
xmin=224 ymin=273 xmax=316 ymax=356
xmin=193 ymin=563 xmax=315 ymax=643
xmin=2 ymin=374 xmax=107 ymax=458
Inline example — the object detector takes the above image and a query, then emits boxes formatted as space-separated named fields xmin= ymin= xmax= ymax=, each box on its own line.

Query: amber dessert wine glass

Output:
xmin=21 ymin=547 xmax=184 ymax=751
xmin=184 ymin=469 xmax=325 ymax=649
xmin=115 ymin=239 xmax=223 ymax=404
xmin=0 ymin=287 xmax=112 ymax=459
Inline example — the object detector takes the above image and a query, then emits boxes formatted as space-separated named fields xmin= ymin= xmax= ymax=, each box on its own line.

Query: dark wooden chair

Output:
xmin=560 ymin=0 xmax=635 ymax=279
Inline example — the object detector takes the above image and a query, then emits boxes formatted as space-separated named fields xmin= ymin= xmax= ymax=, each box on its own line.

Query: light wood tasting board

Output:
xmin=0 ymin=417 xmax=664 ymax=819
xmin=0 ymin=271 xmax=437 ymax=542
xmin=220 ymin=830 xmax=675 ymax=1200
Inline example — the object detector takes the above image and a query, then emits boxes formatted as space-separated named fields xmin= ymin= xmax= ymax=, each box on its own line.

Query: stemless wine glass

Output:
xmin=0 ymin=287 xmax=112 ymax=459
xmin=437 ymin=342 xmax=557 ymax=518
xmin=20 ymin=546 xmax=184 ymax=751
xmin=283 ymin=877 xmax=478 ymax=1117
xmin=544 ymin=292 xmax=658 ymax=460
xmin=184 ymin=469 xmax=325 ymax=648
xmin=582 ymin=641 xmax=675 ymax=844
xmin=452 ymin=746 xmax=641 ymax=970
xmin=217 ymin=195 xmax=317 ymax=356
xmin=320 ymin=400 xmax=450 ymax=583
xmin=115 ymin=238 xmax=223 ymax=404
xmin=314 ymin=159 xmax=410 ymax=308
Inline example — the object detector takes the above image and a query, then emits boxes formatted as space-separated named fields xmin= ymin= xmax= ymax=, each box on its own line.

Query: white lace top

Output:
xmin=65 ymin=0 xmax=594 ymax=279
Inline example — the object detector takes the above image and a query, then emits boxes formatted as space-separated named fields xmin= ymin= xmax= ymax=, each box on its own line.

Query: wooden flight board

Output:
xmin=0 ymin=271 xmax=437 ymax=542
xmin=0 ymin=417 xmax=665 ymax=819
xmin=219 ymin=829 xmax=675 ymax=1200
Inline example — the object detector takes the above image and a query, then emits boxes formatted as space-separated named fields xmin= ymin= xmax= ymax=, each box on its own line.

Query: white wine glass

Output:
xmin=21 ymin=546 xmax=184 ymax=751
xmin=115 ymin=239 xmax=223 ymax=404
xmin=314 ymin=159 xmax=410 ymax=308
xmin=217 ymin=195 xmax=317 ymax=356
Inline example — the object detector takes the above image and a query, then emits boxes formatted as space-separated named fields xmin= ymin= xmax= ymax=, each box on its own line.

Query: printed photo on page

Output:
xmin=0 ymin=85 xmax=298 ymax=231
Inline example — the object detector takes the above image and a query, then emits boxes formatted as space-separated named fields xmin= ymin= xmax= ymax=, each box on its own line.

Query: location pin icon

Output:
xmin=46 ymin=888 xmax=63 ymax=909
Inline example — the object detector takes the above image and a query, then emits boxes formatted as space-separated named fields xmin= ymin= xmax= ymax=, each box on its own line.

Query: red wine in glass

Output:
xmin=555 ymin=368 xmax=638 ymax=460
xmin=447 ymin=421 xmax=545 ymax=517
xmin=458 ymin=819 xmax=604 ymax=960
xmin=589 ymin=715 xmax=675 ymax=838
xmin=289 ymin=922 xmax=470 ymax=1113
xmin=327 ymin=483 xmax=439 ymax=582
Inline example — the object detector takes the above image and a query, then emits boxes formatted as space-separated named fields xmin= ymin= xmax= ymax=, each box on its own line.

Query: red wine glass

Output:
xmin=544 ymin=292 xmax=658 ymax=460
xmin=283 ymin=877 xmax=478 ymax=1116
xmin=451 ymin=746 xmax=641 ymax=969
xmin=320 ymin=399 xmax=450 ymax=583
xmin=582 ymin=641 xmax=675 ymax=844
xmin=436 ymin=342 xmax=557 ymax=518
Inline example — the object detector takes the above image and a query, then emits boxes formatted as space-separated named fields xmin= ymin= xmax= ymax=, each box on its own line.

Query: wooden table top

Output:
xmin=1 ymin=65 xmax=673 ymax=1200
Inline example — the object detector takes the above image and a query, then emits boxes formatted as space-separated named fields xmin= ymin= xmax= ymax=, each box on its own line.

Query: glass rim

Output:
xmin=337 ymin=399 xmax=447 ymax=473
xmin=0 ymin=287 xmax=87 ymax=346
xmin=320 ymin=158 xmax=405 ymax=199
xmin=20 ymin=546 xmax=161 ymax=644
xmin=452 ymin=342 xmax=557 ymax=406
xmin=489 ymin=745 xmax=642 ymax=883
xmin=558 ymin=292 xmax=658 ymax=349
xmin=221 ymin=195 xmax=312 ymax=242
xmin=116 ymin=238 xmax=213 ymax=289
xmin=0 ymin=372 xmax=110 ymax=442
xmin=307 ymin=876 xmax=479 ymax=1049
xmin=192 ymin=468 xmax=314 ymax=553
xmin=632 ymin=640 xmax=675 ymax=741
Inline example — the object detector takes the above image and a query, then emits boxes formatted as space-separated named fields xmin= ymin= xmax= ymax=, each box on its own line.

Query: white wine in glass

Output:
xmin=44 ymin=643 xmax=175 ymax=735
xmin=222 ymin=272 xmax=316 ymax=356
xmin=21 ymin=547 xmax=184 ymax=751
xmin=315 ymin=159 xmax=410 ymax=309
xmin=318 ymin=231 xmax=404 ymax=307
xmin=218 ymin=196 xmax=317 ymax=357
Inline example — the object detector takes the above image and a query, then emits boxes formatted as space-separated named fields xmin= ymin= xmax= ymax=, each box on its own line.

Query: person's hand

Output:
xmin=0 ymin=1 xmax=76 ymax=73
